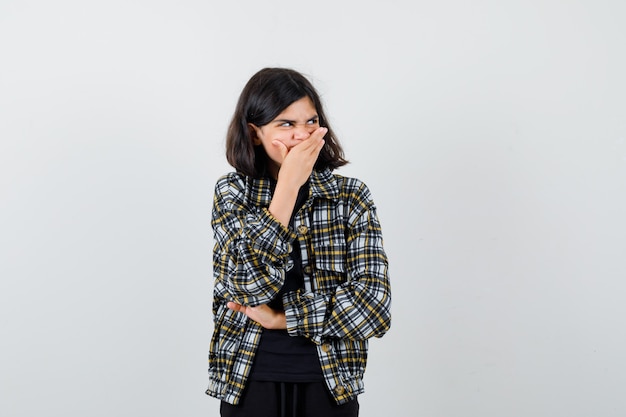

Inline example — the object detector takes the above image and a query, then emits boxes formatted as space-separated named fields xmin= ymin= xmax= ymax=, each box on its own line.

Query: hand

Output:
xmin=268 ymin=127 xmax=326 ymax=227
xmin=227 ymin=301 xmax=287 ymax=330
xmin=273 ymin=127 xmax=326 ymax=188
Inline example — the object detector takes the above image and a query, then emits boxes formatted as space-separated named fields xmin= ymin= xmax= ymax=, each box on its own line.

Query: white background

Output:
xmin=1 ymin=1 xmax=625 ymax=416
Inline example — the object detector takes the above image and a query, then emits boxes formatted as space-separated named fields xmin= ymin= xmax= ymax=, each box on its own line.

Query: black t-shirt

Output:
xmin=249 ymin=181 xmax=323 ymax=382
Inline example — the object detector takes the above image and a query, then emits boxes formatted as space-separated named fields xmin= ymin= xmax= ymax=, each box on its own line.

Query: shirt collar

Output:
xmin=248 ymin=168 xmax=339 ymax=207
xmin=309 ymin=168 xmax=340 ymax=201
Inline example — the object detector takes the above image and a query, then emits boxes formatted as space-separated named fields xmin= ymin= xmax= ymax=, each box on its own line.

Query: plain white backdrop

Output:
xmin=1 ymin=1 xmax=625 ymax=416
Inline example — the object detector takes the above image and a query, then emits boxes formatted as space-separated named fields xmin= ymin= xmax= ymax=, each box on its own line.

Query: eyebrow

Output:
xmin=273 ymin=114 xmax=319 ymax=124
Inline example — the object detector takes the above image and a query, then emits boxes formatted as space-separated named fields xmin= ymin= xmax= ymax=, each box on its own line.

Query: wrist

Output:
xmin=269 ymin=183 xmax=299 ymax=227
xmin=273 ymin=311 xmax=287 ymax=330
xmin=274 ymin=180 xmax=300 ymax=198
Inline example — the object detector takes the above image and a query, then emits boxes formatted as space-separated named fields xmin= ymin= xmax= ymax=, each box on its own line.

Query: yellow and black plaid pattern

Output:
xmin=206 ymin=168 xmax=391 ymax=405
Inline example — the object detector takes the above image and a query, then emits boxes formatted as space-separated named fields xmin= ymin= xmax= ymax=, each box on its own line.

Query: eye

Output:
xmin=307 ymin=118 xmax=319 ymax=126
xmin=279 ymin=121 xmax=293 ymax=128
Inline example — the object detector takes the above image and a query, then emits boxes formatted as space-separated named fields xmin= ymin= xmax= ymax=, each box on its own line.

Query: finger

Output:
xmin=307 ymin=136 xmax=325 ymax=156
xmin=296 ymin=127 xmax=326 ymax=145
xmin=310 ymin=128 xmax=327 ymax=151
xmin=304 ymin=127 xmax=327 ymax=147
xmin=294 ymin=131 xmax=326 ymax=153
xmin=227 ymin=301 xmax=244 ymax=313
xmin=272 ymin=140 xmax=289 ymax=160
xmin=308 ymin=126 xmax=327 ymax=138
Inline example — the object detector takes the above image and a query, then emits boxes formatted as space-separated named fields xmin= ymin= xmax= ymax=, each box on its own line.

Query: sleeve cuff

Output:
xmin=283 ymin=290 xmax=327 ymax=345
xmin=245 ymin=207 xmax=297 ymax=261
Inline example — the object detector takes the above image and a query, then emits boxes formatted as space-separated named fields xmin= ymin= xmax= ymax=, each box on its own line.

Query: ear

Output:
xmin=248 ymin=123 xmax=262 ymax=145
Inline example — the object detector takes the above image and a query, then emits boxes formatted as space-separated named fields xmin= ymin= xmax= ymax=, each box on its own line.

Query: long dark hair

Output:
xmin=225 ymin=68 xmax=348 ymax=177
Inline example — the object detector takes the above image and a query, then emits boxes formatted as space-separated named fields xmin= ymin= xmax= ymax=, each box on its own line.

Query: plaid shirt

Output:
xmin=205 ymin=168 xmax=391 ymax=405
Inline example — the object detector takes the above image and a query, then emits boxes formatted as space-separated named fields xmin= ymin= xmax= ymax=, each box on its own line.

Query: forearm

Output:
xmin=213 ymin=206 xmax=295 ymax=305
xmin=268 ymin=181 xmax=299 ymax=228
xmin=283 ymin=200 xmax=391 ymax=343
xmin=282 ymin=273 xmax=391 ymax=343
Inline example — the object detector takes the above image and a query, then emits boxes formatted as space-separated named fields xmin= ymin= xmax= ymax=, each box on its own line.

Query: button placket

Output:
xmin=297 ymin=224 xmax=308 ymax=236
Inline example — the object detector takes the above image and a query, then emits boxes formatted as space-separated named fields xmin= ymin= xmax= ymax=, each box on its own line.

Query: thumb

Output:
xmin=272 ymin=140 xmax=288 ymax=161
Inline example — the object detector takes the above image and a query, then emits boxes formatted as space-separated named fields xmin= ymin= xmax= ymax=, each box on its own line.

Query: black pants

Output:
xmin=220 ymin=381 xmax=359 ymax=417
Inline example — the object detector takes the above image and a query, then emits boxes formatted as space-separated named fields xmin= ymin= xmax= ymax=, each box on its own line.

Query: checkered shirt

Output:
xmin=205 ymin=168 xmax=391 ymax=405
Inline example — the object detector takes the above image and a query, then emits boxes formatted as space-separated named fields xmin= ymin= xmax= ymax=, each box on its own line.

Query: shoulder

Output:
xmin=331 ymin=173 xmax=374 ymax=205
xmin=325 ymin=172 xmax=378 ymax=223
xmin=213 ymin=172 xmax=274 ymax=209
xmin=214 ymin=172 xmax=246 ymax=195
xmin=215 ymin=172 xmax=246 ymax=191
xmin=212 ymin=172 xmax=250 ymax=209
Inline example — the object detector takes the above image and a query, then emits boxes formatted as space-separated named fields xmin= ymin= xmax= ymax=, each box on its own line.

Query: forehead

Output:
xmin=275 ymin=96 xmax=317 ymax=118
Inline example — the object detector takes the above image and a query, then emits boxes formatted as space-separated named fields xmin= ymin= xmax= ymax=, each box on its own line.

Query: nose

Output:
xmin=293 ymin=125 xmax=313 ymax=140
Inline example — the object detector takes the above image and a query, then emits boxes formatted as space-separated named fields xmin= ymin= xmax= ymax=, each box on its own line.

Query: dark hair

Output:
xmin=225 ymin=67 xmax=348 ymax=177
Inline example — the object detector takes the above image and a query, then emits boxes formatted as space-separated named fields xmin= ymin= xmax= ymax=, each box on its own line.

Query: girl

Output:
xmin=206 ymin=68 xmax=391 ymax=417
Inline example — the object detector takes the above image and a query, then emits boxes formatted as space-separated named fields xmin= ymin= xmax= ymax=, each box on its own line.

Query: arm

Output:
xmin=212 ymin=174 xmax=296 ymax=307
xmin=216 ymin=128 xmax=326 ymax=316
xmin=282 ymin=183 xmax=392 ymax=343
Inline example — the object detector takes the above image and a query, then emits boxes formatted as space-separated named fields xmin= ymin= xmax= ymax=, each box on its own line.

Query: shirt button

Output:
xmin=303 ymin=265 xmax=312 ymax=275
xmin=321 ymin=343 xmax=332 ymax=352
xmin=334 ymin=385 xmax=345 ymax=396
xmin=297 ymin=225 xmax=308 ymax=235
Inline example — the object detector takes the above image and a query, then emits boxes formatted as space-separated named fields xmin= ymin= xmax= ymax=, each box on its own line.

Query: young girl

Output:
xmin=206 ymin=68 xmax=391 ymax=417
